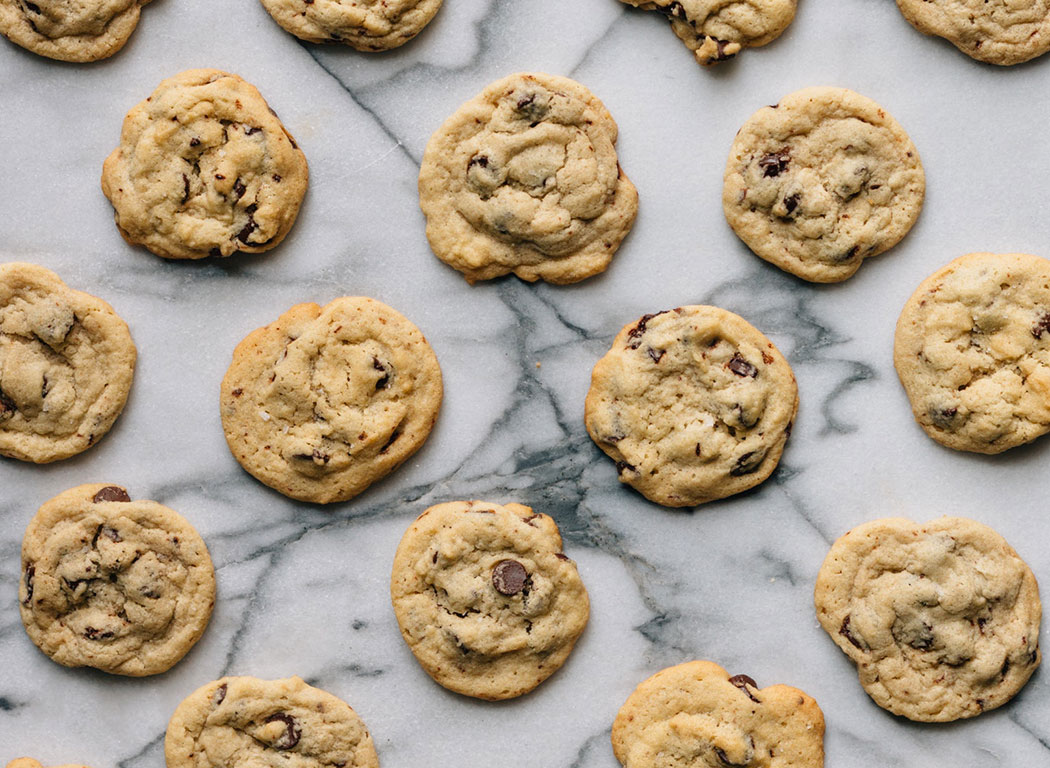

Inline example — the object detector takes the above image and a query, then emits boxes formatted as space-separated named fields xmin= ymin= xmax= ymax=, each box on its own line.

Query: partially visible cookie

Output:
xmin=619 ymin=0 xmax=797 ymax=65
xmin=259 ymin=0 xmax=442 ymax=50
xmin=7 ymin=760 xmax=91 ymax=768
xmin=0 ymin=262 xmax=136 ymax=463
xmin=0 ymin=0 xmax=150 ymax=61
xmin=221 ymin=297 xmax=442 ymax=504
xmin=418 ymin=72 xmax=638 ymax=284
xmin=101 ymin=69 xmax=309 ymax=260
xmin=19 ymin=483 xmax=215 ymax=677
xmin=612 ymin=660 xmax=825 ymax=767
xmin=165 ymin=676 xmax=378 ymax=768
xmin=723 ymin=87 xmax=925 ymax=283
xmin=815 ymin=517 xmax=1041 ymax=721
xmin=390 ymin=500 xmax=589 ymax=700
xmin=895 ymin=252 xmax=1050 ymax=453
xmin=896 ymin=0 xmax=1050 ymax=66
xmin=585 ymin=306 xmax=797 ymax=507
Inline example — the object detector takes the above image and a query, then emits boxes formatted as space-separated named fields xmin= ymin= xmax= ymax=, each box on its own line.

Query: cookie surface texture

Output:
xmin=221 ymin=296 xmax=442 ymax=504
xmin=390 ymin=500 xmax=590 ymax=700
xmin=19 ymin=483 xmax=215 ymax=676
xmin=612 ymin=660 xmax=825 ymax=767
xmin=165 ymin=676 xmax=378 ymax=768
xmin=896 ymin=0 xmax=1050 ymax=65
xmin=0 ymin=262 xmax=136 ymax=463
xmin=723 ymin=87 xmax=924 ymax=283
xmin=619 ymin=0 xmax=796 ymax=65
xmin=895 ymin=252 xmax=1050 ymax=453
xmin=815 ymin=516 xmax=1041 ymax=722
xmin=259 ymin=0 xmax=442 ymax=50
xmin=585 ymin=305 xmax=797 ymax=507
xmin=418 ymin=72 xmax=638 ymax=284
xmin=0 ymin=0 xmax=150 ymax=61
xmin=101 ymin=69 xmax=309 ymax=260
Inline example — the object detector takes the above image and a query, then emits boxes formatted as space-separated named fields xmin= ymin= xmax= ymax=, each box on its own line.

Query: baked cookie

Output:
xmin=101 ymin=69 xmax=309 ymax=260
xmin=0 ymin=262 xmax=136 ymax=463
xmin=585 ymin=306 xmax=797 ymax=507
xmin=619 ymin=0 xmax=797 ymax=65
xmin=7 ymin=761 xmax=91 ymax=768
xmin=895 ymin=252 xmax=1050 ymax=453
xmin=165 ymin=676 xmax=378 ymax=768
xmin=221 ymin=297 xmax=442 ymax=504
xmin=723 ymin=87 xmax=925 ymax=283
xmin=418 ymin=72 xmax=638 ymax=284
xmin=19 ymin=483 xmax=215 ymax=677
xmin=815 ymin=517 xmax=1041 ymax=721
xmin=896 ymin=0 xmax=1050 ymax=66
xmin=612 ymin=660 xmax=825 ymax=767
xmin=259 ymin=0 xmax=442 ymax=50
xmin=390 ymin=500 xmax=589 ymax=700
xmin=0 ymin=0 xmax=150 ymax=62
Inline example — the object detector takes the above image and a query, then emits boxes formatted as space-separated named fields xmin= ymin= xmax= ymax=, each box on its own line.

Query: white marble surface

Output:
xmin=1 ymin=0 xmax=1050 ymax=765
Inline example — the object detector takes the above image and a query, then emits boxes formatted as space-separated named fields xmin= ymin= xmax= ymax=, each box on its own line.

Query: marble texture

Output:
xmin=1 ymin=0 xmax=1049 ymax=765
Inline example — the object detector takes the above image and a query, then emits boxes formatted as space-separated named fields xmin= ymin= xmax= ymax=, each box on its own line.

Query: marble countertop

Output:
xmin=2 ymin=0 xmax=1049 ymax=765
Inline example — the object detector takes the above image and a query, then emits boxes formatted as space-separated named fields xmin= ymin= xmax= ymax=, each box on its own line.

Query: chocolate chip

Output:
xmin=245 ymin=126 xmax=261 ymax=135
xmin=930 ymin=406 xmax=958 ymax=429
xmin=210 ymin=247 xmax=223 ymax=258
xmin=977 ymin=617 xmax=987 ymax=635
xmin=554 ymin=553 xmax=570 ymax=561
xmin=713 ymin=39 xmax=737 ymax=61
xmin=212 ymin=683 xmax=228 ymax=706
xmin=236 ymin=204 xmax=258 ymax=244
xmin=758 ymin=150 xmax=790 ymax=177
xmin=839 ymin=615 xmax=864 ymax=650
xmin=714 ymin=747 xmax=746 ymax=767
xmin=647 ymin=348 xmax=665 ymax=363
xmin=1000 ymin=659 xmax=1011 ymax=678
xmin=467 ymin=154 xmax=489 ymax=170
xmin=264 ymin=713 xmax=301 ymax=749
xmin=233 ymin=178 xmax=247 ymax=199
xmin=272 ymin=174 xmax=282 ymax=182
xmin=728 ymin=353 xmax=757 ymax=378
xmin=181 ymin=174 xmax=190 ymax=204
xmin=841 ymin=245 xmax=860 ymax=261
xmin=661 ymin=1 xmax=686 ymax=20
xmin=1032 ymin=312 xmax=1050 ymax=339
xmin=516 ymin=94 xmax=535 ymax=111
xmin=0 ymin=389 xmax=16 ymax=415
xmin=93 ymin=486 xmax=131 ymax=503
xmin=83 ymin=626 xmax=114 ymax=641
xmin=380 ymin=428 xmax=401 ymax=454
xmin=729 ymin=450 xmax=764 ymax=476
xmin=231 ymin=388 xmax=243 ymax=397
xmin=312 ymin=449 xmax=330 ymax=464
xmin=783 ymin=193 xmax=799 ymax=214
xmin=492 ymin=559 xmax=528 ymax=596
xmin=728 ymin=674 xmax=761 ymax=703
xmin=215 ymin=173 xmax=225 ymax=180
xmin=616 ymin=460 xmax=637 ymax=475
xmin=626 ymin=310 xmax=670 ymax=349
xmin=907 ymin=623 xmax=934 ymax=650
xmin=189 ymin=137 xmax=200 ymax=147
xmin=372 ymin=356 xmax=391 ymax=389
xmin=22 ymin=564 xmax=34 ymax=605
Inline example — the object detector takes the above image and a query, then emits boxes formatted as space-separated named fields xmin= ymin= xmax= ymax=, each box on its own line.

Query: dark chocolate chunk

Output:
xmin=212 ymin=683 xmax=228 ymax=706
xmin=233 ymin=178 xmax=247 ymax=199
xmin=728 ymin=674 xmax=761 ymax=703
xmin=372 ymin=356 xmax=391 ymax=389
xmin=626 ymin=310 xmax=670 ymax=349
xmin=231 ymin=388 xmax=243 ymax=397
xmin=93 ymin=486 xmax=131 ymax=503
xmin=467 ymin=154 xmax=489 ymax=170
xmin=245 ymin=126 xmax=261 ymax=135
xmin=783 ymin=193 xmax=800 ymax=214
xmin=758 ymin=150 xmax=790 ymax=177
xmin=0 ymin=389 xmax=16 ymax=415
xmin=83 ymin=626 xmax=115 ymax=641
xmin=272 ymin=174 xmax=282 ymax=182
xmin=380 ymin=428 xmax=401 ymax=454
xmin=1032 ymin=312 xmax=1050 ymax=339
xmin=22 ymin=564 xmax=34 ymax=605
xmin=189 ymin=137 xmax=200 ymax=147
xmin=616 ymin=460 xmax=637 ymax=475
xmin=729 ymin=450 xmax=764 ymax=476
xmin=264 ymin=713 xmax=301 ymax=749
xmin=728 ymin=353 xmax=758 ymax=378
xmin=236 ymin=204 xmax=258 ymax=244
xmin=842 ymin=245 xmax=860 ymax=261
xmin=714 ymin=747 xmax=746 ymax=767
xmin=839 ymin=615 xmax=864 ymax=650
xmin=181 ymin=174 xmax=190 ymax=204
xmin=930 ymin=406 xmax=958 ymax=430
xmin=554 ymin=553 xmax=570 ymax=561
xmin=647 ymin=347 xmax=665 ymax=364
xmin=492 ymin=559 xmax=528 ymax=596
xmin=713 ymin=38 xmax=737 ymax=62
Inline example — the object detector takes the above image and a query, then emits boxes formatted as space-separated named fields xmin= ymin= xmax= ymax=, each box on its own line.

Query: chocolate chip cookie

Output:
xmin=101 ymin=69 xmax=309 ymax=260
xmin=585 ymin=306 xmax=797 ymax=507
xmin=723 ymin=87 xmax=925 ymax=283
xmin=0 ymin=262 xmax=136 ymax=463
xmin=0 ymin=0 xmax=151 ymax=61
xmin=221 ymin=297 xmax=442 ymax=504
xmin=418 ymin=72 xmax=638 ymax=284
xmin=165 ymin=676 xmax=378 ymax=768
xmin=259 ymin=0 xmax=442 ymax=50
xmin=619 ymin=0 xmax=797 ymax=65
xmin=815 ymin=516 xmax=1041 ymax=721
xmin=895 ymin=252 xmax=1050 ymax=453
xmin=19 ymin=483 xmax=215 ymax=676
xmin=390 ymin=501 xmax=589 ymax=700
xmin=612 ymin=660 xmax=825 ymax=767
xmin=896 ymin=0 xmax=1050 ymax=65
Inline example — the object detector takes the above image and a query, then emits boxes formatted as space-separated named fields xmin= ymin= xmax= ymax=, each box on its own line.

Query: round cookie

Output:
xmin=101 ymin=69 xmax=309 ymax=260
xmin=612 ymin=660 xmax=825 ymax=768
xmin=619 ymin=0 xmax=797 ymax=66
xmin=585 ymin=306 xmax=797 ymax=507
xmin=0 ymin=262 xmax=136 ymax=463
xmin=814 ymin=517 xmax=1041 ymax=722
xmin=390 ymin=500 xmax=589 ymax=700
xmin=259 ymin=0 xmax=442 ymax=50
xmin=894 ymin=252 xmax=1050 ymax=453
xmin=896 ymin=0 xmax=1050 ymax=66
xmin=0 ymin=0 xmax=150 ymax=62
xmin=221 ymin=297 xmax=442 ymax=504
xmin=19 ymin=483 xmax=215 ymax=677
xmin=418 ymin=72 xmax=639 ymax=285
xmin=165 ymin=676 xmax=378 ymax=768
xmin=723 ymin=87 xmax=925 ymax=283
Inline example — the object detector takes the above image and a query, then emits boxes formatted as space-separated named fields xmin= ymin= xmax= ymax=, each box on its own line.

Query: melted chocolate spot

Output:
xmin=728 ymin=674 xmax=761 ymax=703
xmin=839 ymin=615 xmax=864 ymax=649
xmin=728 ymin=353 xmax=758 ymax=378
xmin=626 ymin=310 xmax=670 ymax=349
xmin=83 ymin=626 xmax=115 ymax=641
xmin=233 ymin=178 xmax=247 ymax=199
xmin=616 ymin=460 xmax=636 ymax=475
xmin=783 ymin=193 xmax=799 ymax=214
xmin=492 ymin=560 xmax=528 ymax=596
xmin=758 ymin=151 xmax=790 ymax=177
xmin=729 ymin=451 xmax=763 ymax=476
xmin=22 ymin=564 xmax=34 ymax=605
xmin=372 ymin=356 xmax=390 ymax=389
xmin=647 ymin=347 xmax=665 ymax=364
xmin=93 ymin=486 xmax=131 ymax=503
xmin=264 ymin=713 xmax=301 ymax=749
xmin=236 ymin=204 xmax=258 ymax=244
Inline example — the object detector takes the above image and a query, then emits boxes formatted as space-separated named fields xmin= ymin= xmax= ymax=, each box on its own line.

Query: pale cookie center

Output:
xmin=636 ymin=713 xmax=756 ymax=768
xmin=18 ymin=0 xmax=136 ymax=38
